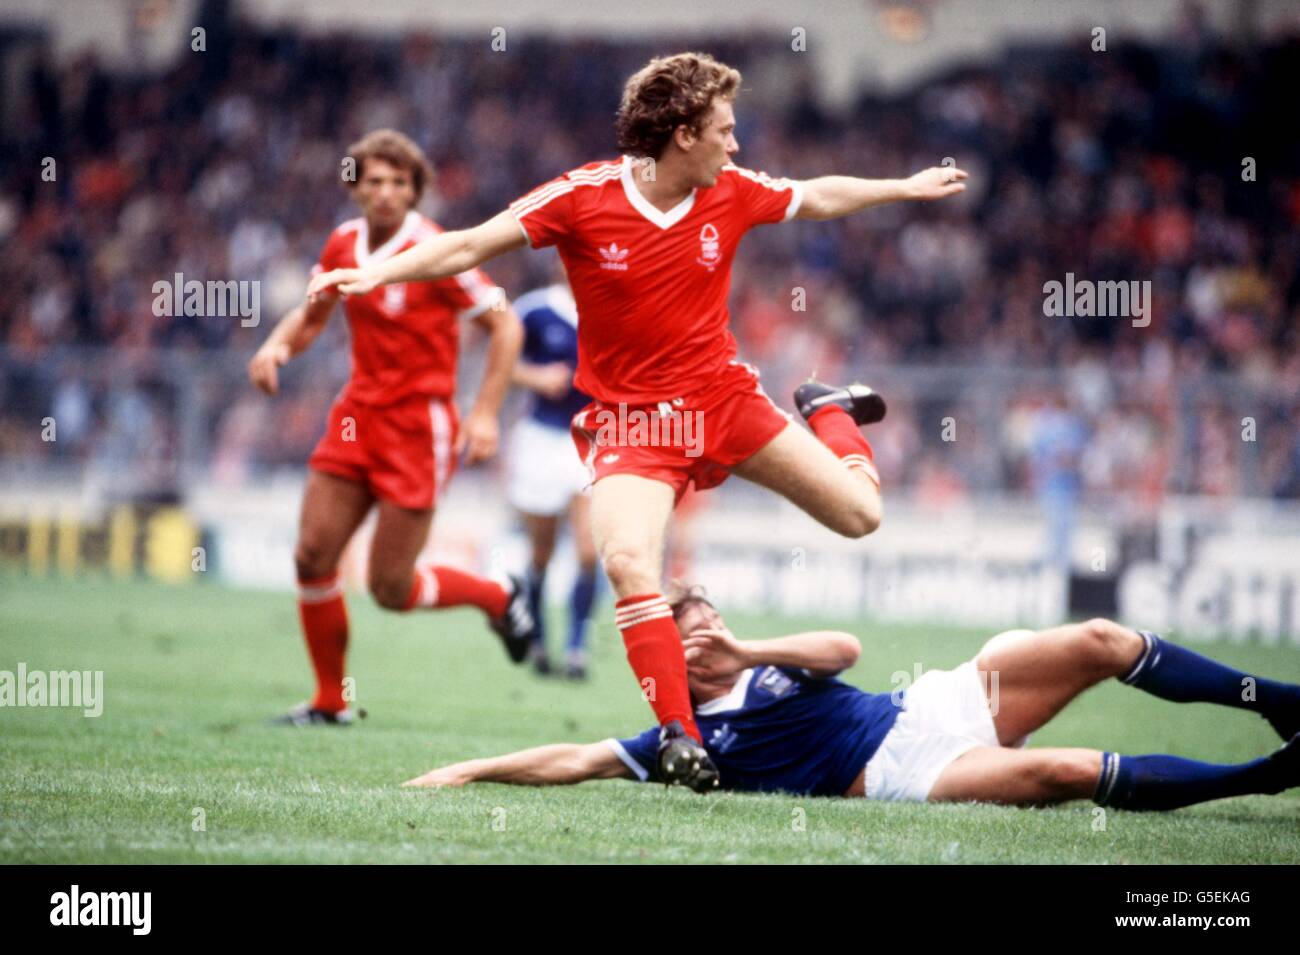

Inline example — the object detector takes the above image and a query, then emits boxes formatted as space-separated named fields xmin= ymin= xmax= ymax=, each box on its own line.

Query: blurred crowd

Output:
xmin=2 ymin=2 xmax=1298 ymax=507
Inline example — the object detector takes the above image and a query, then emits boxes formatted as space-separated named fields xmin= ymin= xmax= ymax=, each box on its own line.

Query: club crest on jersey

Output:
xmin=383 ymin=283 xmax=407 ymax=312
xmin=599 ymin=242 xmax=630 ymax=271
xmin=696 ymin=223 xmax=721 ymax=270
xmin=757 ymin=667 xmax=795 ymax=697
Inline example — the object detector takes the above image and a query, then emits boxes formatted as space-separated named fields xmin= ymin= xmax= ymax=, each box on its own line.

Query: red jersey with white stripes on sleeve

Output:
xmin=508 ymin=156 xmax=802 ymax=405
xmin=313 ymin=210 xmax=500 ymax=406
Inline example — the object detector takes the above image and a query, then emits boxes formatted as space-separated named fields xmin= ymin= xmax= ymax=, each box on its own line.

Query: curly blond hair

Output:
xmin=614 ymin=52 xmax=741 ymax=159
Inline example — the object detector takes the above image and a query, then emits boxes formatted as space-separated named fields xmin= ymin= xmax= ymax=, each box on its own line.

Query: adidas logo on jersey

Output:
xmin=709 ymin=723 xmax=738 ymax=753
xmin=599 ymin=242 xmax=630 ymax=271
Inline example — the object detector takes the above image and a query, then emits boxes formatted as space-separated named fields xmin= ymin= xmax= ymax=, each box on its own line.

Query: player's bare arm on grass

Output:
xmin=684 ymin=629 xmax=860 ymax=680
xmin=308 ymin=210 xmax=526 ymax=300
xmin=796 ymin=167 xmax=969 ymax=220
xmin=513 ymin=360 xmax=573 ymax=401
xmin=458 ymin=300 xmax=524 ymax=464
xmin=403 ymin=742 xmax=632 ymax=789
xmin=248 ymin=296 xmax=336 ymax=395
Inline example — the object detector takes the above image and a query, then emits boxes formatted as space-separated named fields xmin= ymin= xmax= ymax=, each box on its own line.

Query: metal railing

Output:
xmin=0 ymin=344 xmax=1293 ymax=508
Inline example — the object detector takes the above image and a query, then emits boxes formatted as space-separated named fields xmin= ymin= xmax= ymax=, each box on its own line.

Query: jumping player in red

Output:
xmin=250 ymin=129 xmax=535 ymax=726
xmin=308 ymin=56 xmax=968 ymax=778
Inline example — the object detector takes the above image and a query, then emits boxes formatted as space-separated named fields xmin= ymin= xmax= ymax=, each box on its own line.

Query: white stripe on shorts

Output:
xmin=430 ymin=400 xmax=452 ymax=498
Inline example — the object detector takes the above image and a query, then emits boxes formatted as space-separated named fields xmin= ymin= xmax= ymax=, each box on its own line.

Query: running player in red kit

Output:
xmin=308 ymin=56 xmax=968 ymax=780
xmin=250 ymin=129 xmax=535 ymax=726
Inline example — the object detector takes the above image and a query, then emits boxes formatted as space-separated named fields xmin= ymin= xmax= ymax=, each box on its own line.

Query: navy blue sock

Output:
xmin=526 ymin=564 xmax=547 ymax=650
xmin=1094 ymin=750 xmax=1288 ymax=811
xmin=567 ymin=566 xmax=598 ymax=655
xmin=1122 ymin=631 xmax=1300 ymax=737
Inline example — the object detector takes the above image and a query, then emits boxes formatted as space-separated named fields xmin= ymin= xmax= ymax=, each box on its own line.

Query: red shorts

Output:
xmin=570 ymin=361 xmax=791 ymax=503
xmin=308 ymin=391 xmax=459 ymax=510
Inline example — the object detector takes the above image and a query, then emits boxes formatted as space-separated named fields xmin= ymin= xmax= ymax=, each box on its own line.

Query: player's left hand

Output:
xmin=402 ymin=765 xmax=472 ymax=788
xmin=456 ymin=411 xmax=499 ymax=464
xmin=683 ymin=628 xmax=751 ymax=681
xmin=905 ymin=166 xmax=969 ymax=201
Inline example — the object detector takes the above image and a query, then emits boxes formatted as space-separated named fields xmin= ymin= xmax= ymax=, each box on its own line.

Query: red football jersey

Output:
xmin=313 ymin=210 xmax=499 ymax=406
xmin=509 ymin=156 xmax=802 ymax=405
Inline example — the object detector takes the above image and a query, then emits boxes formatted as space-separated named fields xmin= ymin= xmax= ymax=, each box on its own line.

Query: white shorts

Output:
xmin=507 ymin=416 xmax=590 ymax=516
xmin=864 ymin=659 xmax=1024 ymax=802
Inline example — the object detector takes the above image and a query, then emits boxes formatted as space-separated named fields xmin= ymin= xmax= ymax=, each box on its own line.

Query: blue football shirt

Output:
xmin=515 ymin=284 xmax=590 ymax=429
xmin=607 ymin=666 xmax=903 ymax=797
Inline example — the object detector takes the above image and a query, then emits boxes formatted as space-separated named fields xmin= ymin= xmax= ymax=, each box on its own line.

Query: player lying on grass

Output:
xmin=248 ymin=130 xmax=536 ymax=727
xmin=311 ymin=51 xmax=968 ymax=784
xmin=404 ymin=587 xmax=1300 ymax=810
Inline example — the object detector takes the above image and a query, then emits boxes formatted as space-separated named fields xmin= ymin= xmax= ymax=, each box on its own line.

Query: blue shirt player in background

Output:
xmin=405 ymin=586 xmax=1300 ymax=810
xmin=507 ymin=274 xmax=599 ymax=679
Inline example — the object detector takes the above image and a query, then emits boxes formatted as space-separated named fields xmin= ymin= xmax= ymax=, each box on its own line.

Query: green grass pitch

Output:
xmin=2 ymin=575 xmax=1297 ymax=864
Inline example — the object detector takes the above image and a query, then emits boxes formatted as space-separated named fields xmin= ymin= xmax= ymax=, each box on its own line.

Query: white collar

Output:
xmin=620 ymin=155 xmax=696 ymax=230
xmin=354 ymin=210 xmax=421 ymax=267
xmin=696 ymin=668 xmax=754 ymax=716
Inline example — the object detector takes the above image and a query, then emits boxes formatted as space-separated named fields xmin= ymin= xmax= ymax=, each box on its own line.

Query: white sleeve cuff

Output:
xmin=510 ymin=209 xmax=534 ymax=247
xmin=453 ymin=270 xmax=505 ymax=320
xmin=782 ymin=180 xmax=804 ymax=222
xmin=604 ymin=738 xmax=650 ymax=781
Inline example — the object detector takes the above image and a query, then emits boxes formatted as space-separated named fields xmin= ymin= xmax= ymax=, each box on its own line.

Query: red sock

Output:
xmin=404 ymin=565 xmax=508 ymax=618
xmin=809 ymin=406 xmax=880 ymax=487
xmin=297 ymin=573 xmax=349 ymax=713
xmin=615 ymin=594 xmax=701 ymax=741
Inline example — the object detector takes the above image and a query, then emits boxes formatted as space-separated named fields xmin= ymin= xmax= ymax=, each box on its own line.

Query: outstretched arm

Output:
xmin=796 ymin=166 xmax=968 ymax=221
xmin=308 ymin=209 xmax=527 ymax=300
xmin=403 ymin=742 xmax=633 ymax=788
